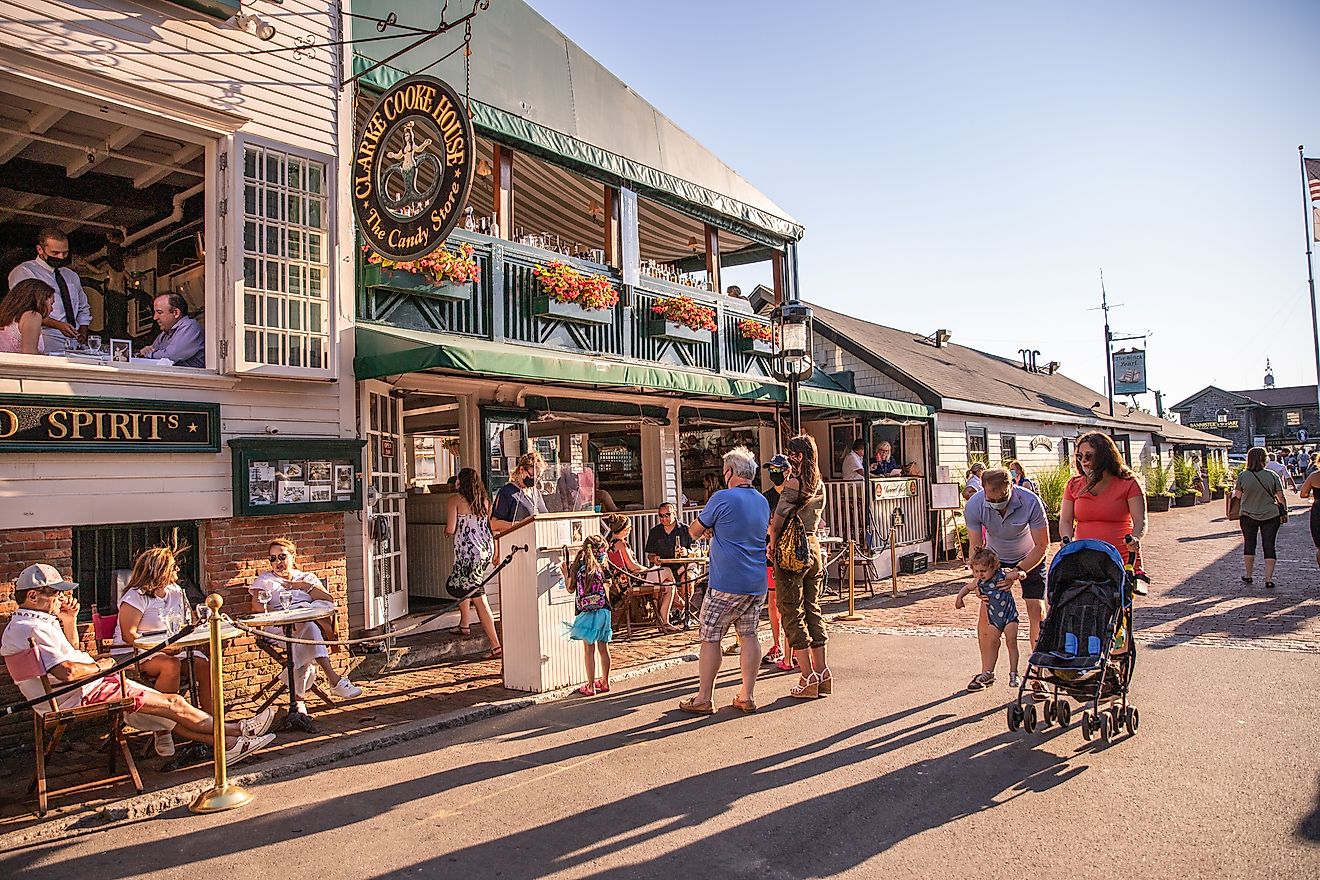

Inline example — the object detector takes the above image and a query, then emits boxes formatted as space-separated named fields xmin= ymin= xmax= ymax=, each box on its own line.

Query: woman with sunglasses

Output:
xmin=1059 ymin=433 xmax=1148 ymax=586
xmin=250 ymin=538 xmax=362 ymax=716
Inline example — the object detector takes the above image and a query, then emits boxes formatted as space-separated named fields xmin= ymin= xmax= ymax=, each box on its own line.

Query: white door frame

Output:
xmin=362 ymin=380 xmax=409 ymax=626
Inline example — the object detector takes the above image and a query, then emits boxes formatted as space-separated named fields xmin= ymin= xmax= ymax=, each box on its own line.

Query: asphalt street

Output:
xmin=3 ymin=630 xmax=1317 ymax=879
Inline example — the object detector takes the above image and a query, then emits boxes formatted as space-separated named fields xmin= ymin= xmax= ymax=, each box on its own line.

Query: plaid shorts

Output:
xmin=699 ymin=589 xmax=765 ymax=643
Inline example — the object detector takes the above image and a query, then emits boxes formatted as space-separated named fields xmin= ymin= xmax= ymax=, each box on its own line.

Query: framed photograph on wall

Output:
xmin=109 ymin=338 xmax=132 ymax=363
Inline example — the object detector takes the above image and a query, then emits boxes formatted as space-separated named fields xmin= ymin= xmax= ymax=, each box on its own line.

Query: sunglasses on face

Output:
xmin=1075 ymin=452 xmax=1095 ymax=462
xmin=270 ymin=553 xmax=290 ymax=562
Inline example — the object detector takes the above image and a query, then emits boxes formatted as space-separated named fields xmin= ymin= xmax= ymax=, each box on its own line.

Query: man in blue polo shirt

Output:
xmin=678 ymin=446 xmax=769 ymax=716
xmin=965 ymin=467 xmax=1050 ymax=657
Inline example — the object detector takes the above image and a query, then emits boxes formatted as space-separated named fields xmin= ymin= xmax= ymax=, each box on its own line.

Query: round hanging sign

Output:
xmin=353 ymin=75 xmax=475 ymax=262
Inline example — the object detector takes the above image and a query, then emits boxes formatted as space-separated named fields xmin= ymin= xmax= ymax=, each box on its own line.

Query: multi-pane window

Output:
xmin=243 ymin=145 xmax=330 ymax=370
xmin=1286 ymin=411 xmax=1301 ymax=427
xmin=999 ymin=433 xmax=1018 ymax=463
xmin=966 ymin=426 xmax=988 ymax=466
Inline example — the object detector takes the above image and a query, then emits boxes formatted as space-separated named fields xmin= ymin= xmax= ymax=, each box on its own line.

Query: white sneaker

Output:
xmin=154 ymin=731 xmax=176 ymax=757
xmin=330 ymin=678 xmax=363 ymax=699
xmin=225 ymin=733 xmax=275 ymax=766
xmin=239 ymin=707 xmax=276 ymax=738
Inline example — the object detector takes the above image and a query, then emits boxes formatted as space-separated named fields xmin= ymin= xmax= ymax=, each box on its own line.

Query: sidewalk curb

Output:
xmin=0 ymin=653 xmax=698 ymax=851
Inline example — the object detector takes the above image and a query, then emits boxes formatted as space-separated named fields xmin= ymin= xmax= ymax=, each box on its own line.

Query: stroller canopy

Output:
xmin=1046 ymin=539 xmax=1126 ymax=608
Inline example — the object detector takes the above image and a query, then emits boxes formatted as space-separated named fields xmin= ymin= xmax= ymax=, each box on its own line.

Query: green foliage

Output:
xmin=1172 ymin=454 xmax=1199 ymax=496
xmin=1206 ymin=456 xmax=1228 ymax=490
xmin=1032 ymin=458 xmax=1073 ymax=521
xmin=1142 ymin=460 xmax=1172 ymax=496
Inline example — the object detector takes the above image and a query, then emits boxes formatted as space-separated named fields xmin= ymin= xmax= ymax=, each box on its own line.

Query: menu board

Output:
xmin=229 ymin=438 xmax=366 ymax=517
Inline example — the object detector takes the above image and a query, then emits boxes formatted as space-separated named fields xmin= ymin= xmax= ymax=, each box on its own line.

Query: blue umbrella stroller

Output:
xmin=1008 ymin=539 xmax=1144 ymax=741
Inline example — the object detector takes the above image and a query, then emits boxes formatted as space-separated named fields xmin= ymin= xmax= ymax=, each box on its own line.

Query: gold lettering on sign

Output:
xmin=70 ymin=411 xmax=95 ymax=440
xmin=0 ymin=408 xmax=17 ymax=438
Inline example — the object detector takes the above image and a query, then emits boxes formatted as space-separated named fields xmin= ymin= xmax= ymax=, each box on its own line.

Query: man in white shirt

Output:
xmin=1265 ymin=454 xmax=1297 ymax=492
xmin=842 ymin=439 xmax=867 ymax=481
xmin=6 ymin=228 xmax=91 ymax=354
xmin=1 ymin=563 xmax=276 ymax=762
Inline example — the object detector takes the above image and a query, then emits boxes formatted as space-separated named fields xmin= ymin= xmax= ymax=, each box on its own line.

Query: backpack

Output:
xmin=574 ymin=568 xmax=609 ymax=613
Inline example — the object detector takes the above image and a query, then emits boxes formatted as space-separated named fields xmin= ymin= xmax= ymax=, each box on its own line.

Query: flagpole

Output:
xmin=1300 ymin=145 xmax=1320 ymax=425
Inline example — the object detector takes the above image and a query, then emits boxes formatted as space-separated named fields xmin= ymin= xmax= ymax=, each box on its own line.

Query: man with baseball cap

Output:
xmin=2 ymin=563 xmax=277 ymax=765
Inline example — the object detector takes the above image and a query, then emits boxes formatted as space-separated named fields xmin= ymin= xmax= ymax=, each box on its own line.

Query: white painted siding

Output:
xmin=0 ymin=0 xmax=340 ymax=155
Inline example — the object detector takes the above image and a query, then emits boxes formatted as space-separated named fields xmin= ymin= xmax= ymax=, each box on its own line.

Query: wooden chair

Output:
xmin=606 ymin=562 xmax=669 ymax=638
xmin=2 ymin=638 xmax=143 ymax=817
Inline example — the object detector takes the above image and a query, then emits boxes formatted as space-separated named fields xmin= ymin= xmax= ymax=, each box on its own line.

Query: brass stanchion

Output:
xmin=889 ymin=527 xmax=899 ymax=597
xmin=190 ymin=593 xmax=253 ymax=814
xmin=834 ymin=539 xmax=863 ymax=621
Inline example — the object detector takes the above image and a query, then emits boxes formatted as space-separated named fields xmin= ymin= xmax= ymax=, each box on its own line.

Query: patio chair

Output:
xmin=2 ymin=638 xmax=143 ymax=817
xmin=605 ymin=561 xmax=670 ymax=639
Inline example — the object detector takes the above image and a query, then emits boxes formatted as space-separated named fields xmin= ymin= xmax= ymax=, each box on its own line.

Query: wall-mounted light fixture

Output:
xmin=225 ymin=12 xmax=277 ymax=41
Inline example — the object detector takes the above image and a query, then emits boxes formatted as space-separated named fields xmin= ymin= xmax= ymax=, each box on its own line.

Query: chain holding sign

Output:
xmin=354 ymin=76 xmax=476 ymax=262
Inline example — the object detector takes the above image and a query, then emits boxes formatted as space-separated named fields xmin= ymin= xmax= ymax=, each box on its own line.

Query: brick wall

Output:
xmin=0 ymin=513 xmax=348 ymax=757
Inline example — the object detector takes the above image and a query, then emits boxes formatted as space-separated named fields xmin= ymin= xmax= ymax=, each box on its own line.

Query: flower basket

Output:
xmin=531 ymin=293 xmax=614 ymax=325
xmin=649 ymin=319 xmax=711 ymax=344
xmin=649 ymin=296 xmax=717 ymax=344
xmin=362 ymin=243 xmax=480 ymax=302
xmin=1146 ymin=494 xmax=1171 ymax=513
xmin=736 ymin=319 xmax=774 ymax=356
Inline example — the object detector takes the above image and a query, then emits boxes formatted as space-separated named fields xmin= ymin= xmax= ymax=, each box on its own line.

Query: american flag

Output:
xmin=1308 ymin=157 xmax=1320 ymax=241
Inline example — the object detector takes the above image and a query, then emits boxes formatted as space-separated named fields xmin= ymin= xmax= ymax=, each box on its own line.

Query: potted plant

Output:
xmin=1171 ymin=454 xmax=1199 ymax=507
xmin=649 ymin=295 xmax=717 ymax=343
xmin=530 ymin=260 xmax=619 ymax=324
xmin=1032 ymin=459 xmax=1072 ymax=542
xmin=1142 ymin=460 xmax=1173 ymax=513
xmin=362 ymin=243 xmax=480 ymax=301
xmin=736 ymin=319 xmax=774 ymax=355
xmin=1205 ymin=457 xmax=1227 ymax=500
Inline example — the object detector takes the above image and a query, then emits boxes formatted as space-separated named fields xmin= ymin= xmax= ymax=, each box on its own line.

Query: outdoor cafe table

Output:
xmin=242 ymin=604 xmax=336 ymax=733
xmin=659 ymin=556 xmax=708 ymax=628
xmin=133 ymin=621 xmax=244 ymax=707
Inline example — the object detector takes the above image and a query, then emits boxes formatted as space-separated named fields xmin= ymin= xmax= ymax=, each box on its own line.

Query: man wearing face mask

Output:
xmin=964 ymin=467 xmax=1050 ymax=664
xmin=8 ymin=228 xmax=90 ymax=354
xmin=491 ymin=451 xmax=548 ymax=535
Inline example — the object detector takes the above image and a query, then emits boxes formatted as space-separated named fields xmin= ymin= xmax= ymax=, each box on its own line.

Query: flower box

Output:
xmin=649 ymin=319 xmax=711 ymax=344
xmin=363 ymin=264 xmax=472 ymax=302
xmin=532 ymin=293 xmax=613 ymax=325
xmin=737 ymin=336 xmax=774 ymax=356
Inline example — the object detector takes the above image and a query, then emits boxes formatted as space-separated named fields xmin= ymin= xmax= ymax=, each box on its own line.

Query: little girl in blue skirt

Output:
xmin=563 ymin=534 xmax=613 ymax=695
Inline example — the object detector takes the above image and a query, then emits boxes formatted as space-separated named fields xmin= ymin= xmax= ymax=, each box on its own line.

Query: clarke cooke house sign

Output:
xmin=353 ymin=75 xmax=476 ymax=261
xmin=0 ymin=394 xmax=221 ymax=453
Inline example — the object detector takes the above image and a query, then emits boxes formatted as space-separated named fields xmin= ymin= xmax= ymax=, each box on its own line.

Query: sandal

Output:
xmin=1241 ymin=576 xmax=1253 ymax=584
xmin=790 ymin=672 xmax=822 ymax=699
xmin=731 ymin=695 xmax=757 ymax=713
xmin=484 ymin=646 xmax=503 ymax=660
xmin=593 ymin=678 xmax=611 ymax=692
xmin=577 ymin=684 xmax=595 ymax=696
xmin=967 ymin=672 xmax=995 ymax=691
xmin=1265 ymin=581 xmax=1275 ymax=589
xmin=449 ymin=626 xmax=472 ymax=636
xmin=678 ymin=697 xmax=714 ymax=715
xmin=775 ymin=657 xmax=797 ymax=672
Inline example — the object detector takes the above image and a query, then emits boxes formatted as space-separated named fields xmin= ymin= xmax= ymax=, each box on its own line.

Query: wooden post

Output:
xmin=771 ymin=250 xmax=785 ymax=307
xmin=704 ymin=223 xmax=721 ymax=295
xmin=834 ymin=539 xmax=863 ymax=621
xmin=603 ymin=185 xmax=620 ymax=269
xmin=890 ymin=527 xmax=899 ymax=597
xmin=492 ymin=143 xmax=514 ymax=239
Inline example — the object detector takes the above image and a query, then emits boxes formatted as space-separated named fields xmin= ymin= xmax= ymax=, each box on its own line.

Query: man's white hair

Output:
xmin=723 ymin=446 xmax=758 ymax=480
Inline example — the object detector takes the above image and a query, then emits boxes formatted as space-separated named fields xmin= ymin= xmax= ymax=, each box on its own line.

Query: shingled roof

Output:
xmin=810 ymin=303 xmax=1229 ymax=446
xmin=1231 ymin=385 xmax=1318 ymax=408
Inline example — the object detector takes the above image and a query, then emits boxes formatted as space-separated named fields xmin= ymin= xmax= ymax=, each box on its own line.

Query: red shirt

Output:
xmin=1065 ymin=474 xmax=1141 ymax=553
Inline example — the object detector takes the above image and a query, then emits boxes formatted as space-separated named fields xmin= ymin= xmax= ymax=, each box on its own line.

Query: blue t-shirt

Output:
xmin=697 ymin=485 xmax=770 ymax=596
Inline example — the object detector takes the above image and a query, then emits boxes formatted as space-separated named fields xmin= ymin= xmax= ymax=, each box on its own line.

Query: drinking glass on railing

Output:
xmin=255 ymin=588 xmax=271 ymax=614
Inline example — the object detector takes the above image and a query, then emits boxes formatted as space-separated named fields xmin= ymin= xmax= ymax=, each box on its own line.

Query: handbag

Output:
xmin=1226 ymin=495 xmax=1241 ymax=521
xmin=775 ymin=489 xmax=813 ymax=574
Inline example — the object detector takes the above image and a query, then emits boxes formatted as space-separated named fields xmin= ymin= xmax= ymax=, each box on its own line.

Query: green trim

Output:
xmin=522 ymin=395 xmax=671 ymax=423
xmin=228 ymin=438 xmax=366 ymax=518
xmin=352 ymin=57 xmax=803 ymax=247
xmin=164 ymin=0 xmax=240 ymax=20
xmin=354 ymin=324 xmax=933 ymax=420
xmin=0 ymin=393 xmax=220 ymax=454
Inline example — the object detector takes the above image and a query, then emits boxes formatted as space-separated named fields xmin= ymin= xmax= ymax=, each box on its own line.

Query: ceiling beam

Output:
xmin=0 ymin=157 xmax=178 ymax=215
xmin=67 ymin=125 xmax=143 ymax=178
xmin=0 ymin=192 xmax=43 ymax=224
xmin=133 ymin=143 xmax=203 ymax=189
xmin=0 ymin=105 xmax=67 ymax=165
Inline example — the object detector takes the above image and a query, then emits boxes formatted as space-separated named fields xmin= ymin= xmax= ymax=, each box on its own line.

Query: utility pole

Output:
xmin=1099 ymin=270 xmax=1115 ymax=417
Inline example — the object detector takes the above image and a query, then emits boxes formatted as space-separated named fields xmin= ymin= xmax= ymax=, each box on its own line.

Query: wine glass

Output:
xmin=256 ymin=588 xmax=271 ymax=614
xmin=165 ymin=613 xmax=181 ymax=636
xmin=280 ymin=591 xmax=293 ymax=612
xmin=195 ymin=603 xmax=211 ymax=624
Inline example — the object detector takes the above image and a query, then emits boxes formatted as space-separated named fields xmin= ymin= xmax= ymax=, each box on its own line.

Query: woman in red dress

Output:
xmin=1059 ymin=433 xmax=1148 ymax=587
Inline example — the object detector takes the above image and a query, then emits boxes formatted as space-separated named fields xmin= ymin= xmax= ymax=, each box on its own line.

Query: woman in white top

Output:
xmin=114 ymin=544 xmax=212 ymax=714
xmin=0 ymin=278 xmax=54 ymax=355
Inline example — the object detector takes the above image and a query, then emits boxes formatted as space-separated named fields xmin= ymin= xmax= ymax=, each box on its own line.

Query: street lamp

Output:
xmin=770 ymin=302 xmax=814 ymax=433
xmin=1216 ymin=408 xmax=1229 ymax=427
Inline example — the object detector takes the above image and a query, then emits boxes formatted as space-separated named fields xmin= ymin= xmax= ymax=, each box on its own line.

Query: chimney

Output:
xmin=933 ymin=329 xmax=950 ymax=348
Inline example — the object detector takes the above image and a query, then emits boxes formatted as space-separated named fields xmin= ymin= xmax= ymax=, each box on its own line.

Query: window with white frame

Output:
xmin=242 ymin=144 xmax=330 ymax=371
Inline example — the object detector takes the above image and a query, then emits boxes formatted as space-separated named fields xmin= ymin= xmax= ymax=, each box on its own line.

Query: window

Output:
xmin=966 ymin=426 xmax=988 ymax=466
xmin=243 ymin=144 xmax=330 ymax=371
xmin=999 ymin=433 xmax=1018 ymax=463
xmin=72 ymin=521 xmax=201 ymax=619
xmin=1286 ymin=411 xmax=1301 ymax=427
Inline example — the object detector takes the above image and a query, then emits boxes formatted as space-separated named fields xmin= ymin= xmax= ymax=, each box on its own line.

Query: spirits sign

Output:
xmin=0 ymin=394 xmax=220 ymax=453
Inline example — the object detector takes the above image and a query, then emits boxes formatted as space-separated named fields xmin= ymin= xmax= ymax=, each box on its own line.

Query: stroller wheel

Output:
xmin=1043 ymin=700 xmax=1057 ymax=724
xmin=1006 ymin=703 xmax=1024 ymax=732
xmin=1023 ymin=702 xmax=1038 ymax=733
xmin=1099 ymin=712 xmax=1112 ymax=742
xmin=1125 ymin=706 xmax=1140 ymax=735
xmin=1080 ymin=710 xmax=1094 ymax=741
xmin=1056 ymin=699 xmax=1072 ymax=727
xmin=1110 ymin=706 xmax=1124 ymax=730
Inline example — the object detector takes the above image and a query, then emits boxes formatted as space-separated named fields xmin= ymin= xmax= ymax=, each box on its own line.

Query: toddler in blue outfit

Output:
xmin=955 ymin=547 xmax=1023 ymax=691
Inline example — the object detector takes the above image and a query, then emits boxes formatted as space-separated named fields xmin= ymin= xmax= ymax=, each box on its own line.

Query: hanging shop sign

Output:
xmin=0 ymin=394 xmax=220 ymax=453
xmin=229 ymin=438 xmax=366 ymax=517
xmin=874 ymin=478 xmax=919 ymax=501
xmin=1112 ymin=349 xmax=1148 ymax=396
xmin=353 ymin=75 xmax=476 ymax=262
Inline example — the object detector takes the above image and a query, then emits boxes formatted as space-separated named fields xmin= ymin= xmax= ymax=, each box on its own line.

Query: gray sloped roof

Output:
xmin=810 ymin=303 xmax=1230 ymax=446
xmin=1230 ymin=384 xmax=1318 ymax=408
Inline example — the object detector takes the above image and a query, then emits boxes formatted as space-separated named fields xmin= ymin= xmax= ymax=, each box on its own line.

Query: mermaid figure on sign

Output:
xmin=382 ymin=120 xmax=436 ymax=211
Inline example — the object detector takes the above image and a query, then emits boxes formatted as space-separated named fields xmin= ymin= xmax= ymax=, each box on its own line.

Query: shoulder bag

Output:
xmin=1249 ymin=470 xmax=1287 ymax=524
xmin=775 ymin=487 xmax=812 ymax=574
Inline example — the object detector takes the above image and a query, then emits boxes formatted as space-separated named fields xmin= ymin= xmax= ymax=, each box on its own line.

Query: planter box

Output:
xmin=1174 ymin=493 xmax=1197 ymax=508
xmin=1146 ymin=494 xmax=1171 ymax=513
xmin=531 ymin=293 xmax=613 ymax=325
xmin=1210 ymin=488 xmax=1226 ymax=500
xmin=736 ymin=335 xmax=774 ymax=356
xmin=649 ymin=319 xmax=712 ymax=345
xmin=1047 ymin=520 xmax=1061 ymax=543
xmin=363 ymin=264 xmax=472 ymax=302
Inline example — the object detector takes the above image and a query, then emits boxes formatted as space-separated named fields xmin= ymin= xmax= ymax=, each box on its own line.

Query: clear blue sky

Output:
xmin=528 ymin=0 xmax=1320 ymax=410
